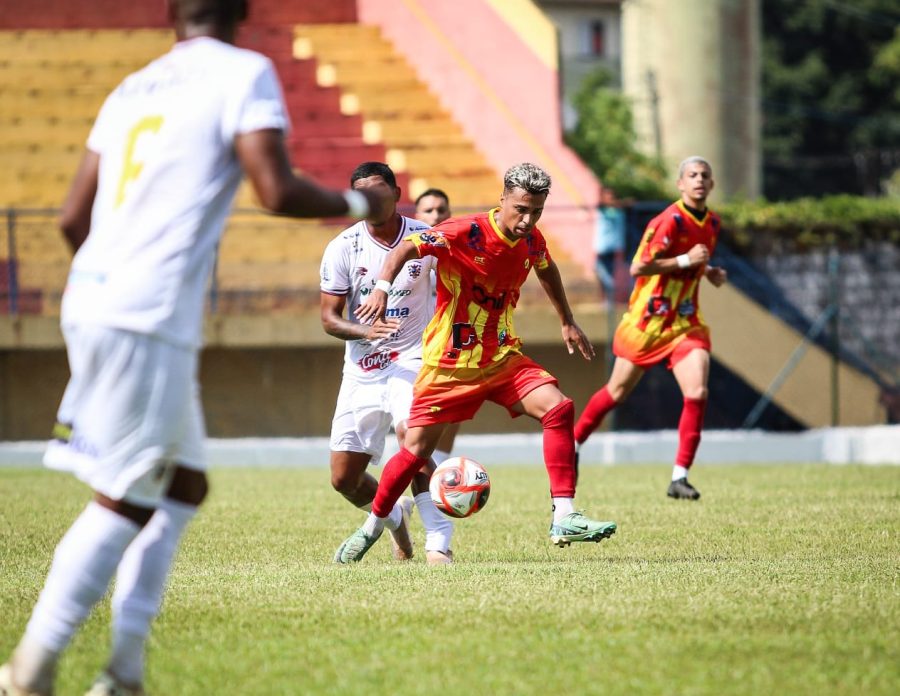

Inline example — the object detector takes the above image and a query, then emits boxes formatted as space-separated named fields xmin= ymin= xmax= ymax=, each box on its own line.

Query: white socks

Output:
xmin=413 ymin=492 xmax=454 ymax=553
xmin=109 ymin=498 xmax=197 ymax=686
xmin=361 ymin=513 xmax=386 ymax=536
xmin=16 ymin=502 xmax=141 ymax=690
xmin=672 ymin=465 xmax=689 ymax=481
xmin=552 ymin=497 xmax=575 ymax=523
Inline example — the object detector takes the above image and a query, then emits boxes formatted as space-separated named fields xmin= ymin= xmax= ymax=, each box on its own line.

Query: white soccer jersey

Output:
xmin=61 ymin=37 xmax=289 ymax=348
xmin=320 ymin=216 xmax=436 ymax=382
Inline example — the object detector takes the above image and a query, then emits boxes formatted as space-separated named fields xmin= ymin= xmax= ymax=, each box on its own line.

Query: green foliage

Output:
xmin=2 ymin=465 xmax=898 ymax=696
xmin=565 ymin=69 xmax=669 ymax=201
xmin=762 ymin=0 xmax=900 ymax=199
xmin=718 ymin=194 xmax=900 ymax=249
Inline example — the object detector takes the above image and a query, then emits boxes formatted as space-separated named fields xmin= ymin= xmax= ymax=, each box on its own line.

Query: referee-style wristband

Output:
xmin=343 ymin=189 xmax=370 ymax=220
xmin=676 ymin=253 xmax=691 ymax=269
xmin=374 ymin=279 xmax=392 ymax=294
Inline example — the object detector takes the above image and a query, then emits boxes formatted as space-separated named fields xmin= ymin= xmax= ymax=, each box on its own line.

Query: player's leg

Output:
xmin=329 ymin=378 xmax=414 ymax=560
xmin=503 ymin=360 xmax=616 ymax=546
xmin=396 ymin=420 xmax=455 ymax=565
xmin=390 ymin=372 xmax=455 ymax=565
xmin=432 ymin=422 xmax=461 ymax=465
xmin=574 ymin=356 xmax=644 ymax=446
xmin=102 ymin=383 xmax=209 ymax=693
xmin=668 ymin=346 xmax=710 ymax=500
xmin=334 ymin=423 xmax=446 ymax=563
xmin=3 ymin=327 xmax=184 ymax=695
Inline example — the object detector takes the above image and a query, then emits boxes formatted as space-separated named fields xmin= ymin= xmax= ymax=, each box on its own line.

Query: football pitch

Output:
xmin=1 ymin=463 xmax=897 ymax=695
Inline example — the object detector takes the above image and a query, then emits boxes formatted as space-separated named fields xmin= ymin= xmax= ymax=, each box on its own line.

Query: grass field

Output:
xmin=1 ymin=463 xmax=898 ymax=695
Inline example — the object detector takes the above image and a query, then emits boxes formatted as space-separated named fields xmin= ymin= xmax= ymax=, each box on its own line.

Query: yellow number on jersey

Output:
xmin=115 ymin=115 xmax=164 ymax=209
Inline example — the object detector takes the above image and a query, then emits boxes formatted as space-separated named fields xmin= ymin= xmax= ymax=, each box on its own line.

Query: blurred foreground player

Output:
xmin=334 ymin=163 xmax=617 ymax=564
xmin=574 ymin=157 xmax=727 ymax=500
xmin=0 ymin=1 xmax=388 ymax=695
xmin=320 ymin=163 xmax=455 ymax=566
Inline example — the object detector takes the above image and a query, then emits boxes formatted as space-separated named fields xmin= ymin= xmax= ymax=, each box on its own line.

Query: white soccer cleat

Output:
xmin=84 ymin=672 xmax=145 ymax=696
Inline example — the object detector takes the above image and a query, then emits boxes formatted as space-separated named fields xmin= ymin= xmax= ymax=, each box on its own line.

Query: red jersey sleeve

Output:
xmin=638 ymin=213 xmax=677 ymax=264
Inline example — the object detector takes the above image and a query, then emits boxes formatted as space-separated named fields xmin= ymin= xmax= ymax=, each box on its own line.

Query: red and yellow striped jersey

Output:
xmin=408 ymin=208 xmax=552 ymax=368
xmin=622 ymin=200 xmax=721 ymax=338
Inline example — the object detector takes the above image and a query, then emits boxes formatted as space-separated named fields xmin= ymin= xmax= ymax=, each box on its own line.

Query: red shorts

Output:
xmin=613 ymin=322 xmax=711 ymax=370
xmin=407 ymin=353 xmax=558 ymax=428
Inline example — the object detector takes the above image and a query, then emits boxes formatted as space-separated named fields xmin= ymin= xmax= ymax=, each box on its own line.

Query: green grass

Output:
xmin=1 ymin=464 xmax=898 ymax=695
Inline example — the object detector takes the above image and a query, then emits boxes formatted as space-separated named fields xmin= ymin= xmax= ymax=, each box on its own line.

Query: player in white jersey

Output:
xmin=320 ymin=163 xmax=455 ymax=567
xmin=0 ymin=2 xmax=390 ymax=695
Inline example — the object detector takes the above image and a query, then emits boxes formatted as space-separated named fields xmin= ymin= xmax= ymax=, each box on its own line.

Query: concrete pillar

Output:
xmin=621 ymin=0 xmax=761 ymax=199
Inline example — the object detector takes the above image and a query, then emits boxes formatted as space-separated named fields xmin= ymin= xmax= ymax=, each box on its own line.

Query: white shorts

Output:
xmin=329 ymin=368 xmax=416 ymax=465
xmin=43 ymin=325 xmax=206 ymax=507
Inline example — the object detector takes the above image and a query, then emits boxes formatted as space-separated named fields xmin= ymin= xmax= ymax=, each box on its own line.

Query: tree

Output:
xmin=565 ymin=69 xmax=669 ymax=201
xmin=762 ymin=0 xmax=900 ymax=199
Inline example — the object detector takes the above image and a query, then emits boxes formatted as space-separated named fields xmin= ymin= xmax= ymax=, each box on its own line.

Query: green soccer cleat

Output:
xmin=334 ymin=527 xmax=382 ymax=564
xmin=549 ymin=512 xmax=617 ymax=547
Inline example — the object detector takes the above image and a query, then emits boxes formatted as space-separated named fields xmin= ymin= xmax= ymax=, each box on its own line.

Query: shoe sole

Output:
xmin=667 ymin=492 xmax=701 ymax=500
xmin=550 ymin=526 xmax=617 ymax=548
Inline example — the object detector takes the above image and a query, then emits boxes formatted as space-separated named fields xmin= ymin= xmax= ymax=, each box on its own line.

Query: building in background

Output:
xmin=538 ymin=0 xmax=761 ymax=200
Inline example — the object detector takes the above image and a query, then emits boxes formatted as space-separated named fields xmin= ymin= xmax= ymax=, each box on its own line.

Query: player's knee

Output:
xmin=607 ymin=382 xmax=632 ymax=402
xmin=330 ymin=468 xmax=360 ymax=495
xmin=167 ymin=466 xmax=209 ymax=507
xmin=685 ymin=386 xmax=708 ymax=401
xmin=541 ymin=398 xmax=574 ymax=428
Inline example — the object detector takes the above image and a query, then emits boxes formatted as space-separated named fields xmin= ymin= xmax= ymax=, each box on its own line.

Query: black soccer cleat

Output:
xmin=667 ymin=478 xmax=701 ymax=500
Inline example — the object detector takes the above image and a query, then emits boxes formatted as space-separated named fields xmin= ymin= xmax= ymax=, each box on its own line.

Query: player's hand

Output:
xmin=706 ymin=265 xmax=728 ymax=287
xmin=358 ymin=187 xmax=393 ymax=222
xmin=364 ymin=317 xmax=400 ymax=341
xmin=562 ymin=322 xmax=595 ymax=360
xmin=687 ymin=244 xmax=710 ymax=266
xmin=354 ymin=289 xmax=389 ymax=324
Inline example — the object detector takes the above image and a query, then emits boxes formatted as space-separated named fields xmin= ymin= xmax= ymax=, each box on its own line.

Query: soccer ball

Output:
xmin=429 ymin=456 xmax=491 ymax=518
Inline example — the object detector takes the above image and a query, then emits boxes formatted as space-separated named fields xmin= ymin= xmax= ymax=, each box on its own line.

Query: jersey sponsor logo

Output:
xmin=523 ymin=258 xmax=530 ymax=269
xmin=385 ymin=306 xmax=410 ymax=318
xmin=467 ymin=222 xmax=485 ymax=252
xmin=474 ymin=255 xmax=485 ymax=265
xmin=407 ymin=262 xmax=422 ymax=279
xmin=361 ymin=286 xmax=411 ymax=297
xmin=677 ymin=299 xmax=696 ymax=316
xmin=357 ymin=350 xmax=400 ymax=372
xmin=471 ymin=284 xmax=508 ymax=311
xmin=647 ymin=296 xmax=671 ymax=316
xmin=452 ymin=322 xmax=477 ymax=349
xmin=418 ymin=231 xmax=446 ymax=247
xmin=355 ymin=266 xmax=368 ymax=277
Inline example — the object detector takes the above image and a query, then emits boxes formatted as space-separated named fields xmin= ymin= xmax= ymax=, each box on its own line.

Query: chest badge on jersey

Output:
xmin=474 ymin=256 xmax=485 ymax=265
xmin=647 ymin=296 xmax=671 ymax=316
xmin=407 ymin=262 xmax=422 ymax=279
xmin=678 ymin=299 xmax=696 ymax=316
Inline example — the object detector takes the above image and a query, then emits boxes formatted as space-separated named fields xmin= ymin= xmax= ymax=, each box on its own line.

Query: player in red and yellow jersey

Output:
xmin=333 ymin=163 xmax=617 ymax=563
xmin=574 ymin=157 xmax=728 ymax=500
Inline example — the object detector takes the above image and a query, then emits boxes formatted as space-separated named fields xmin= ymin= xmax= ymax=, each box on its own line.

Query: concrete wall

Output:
xmin=0 ymin=322 xmax=612 ymax=440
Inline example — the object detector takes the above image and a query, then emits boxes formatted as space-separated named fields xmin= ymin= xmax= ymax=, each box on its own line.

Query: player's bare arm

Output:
xmin=354 ymin=239 xmax=419 ymax=324
xmin=631 ymin=243 xmax=710 ymax=277
xmin=535 ymin=259 xmax=595 ymax=360
xmin=320 ymin=292 xmax=400 ymax=341
xmin=59 ymin=149 xmax=100 ymax=253
xmin=235 ymin=129 xmax=390 ymax=219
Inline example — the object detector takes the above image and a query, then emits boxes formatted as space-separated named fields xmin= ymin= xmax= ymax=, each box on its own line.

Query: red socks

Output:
xmin=372 ymin=448 xmax=430 ymax=518
xmin=541 ymin=399 xmax=577 ymax=498
xmin=675 ymin=397 xmax=707 ymax=468
xmin=574 ymin=386 xmax=617 ymax=444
